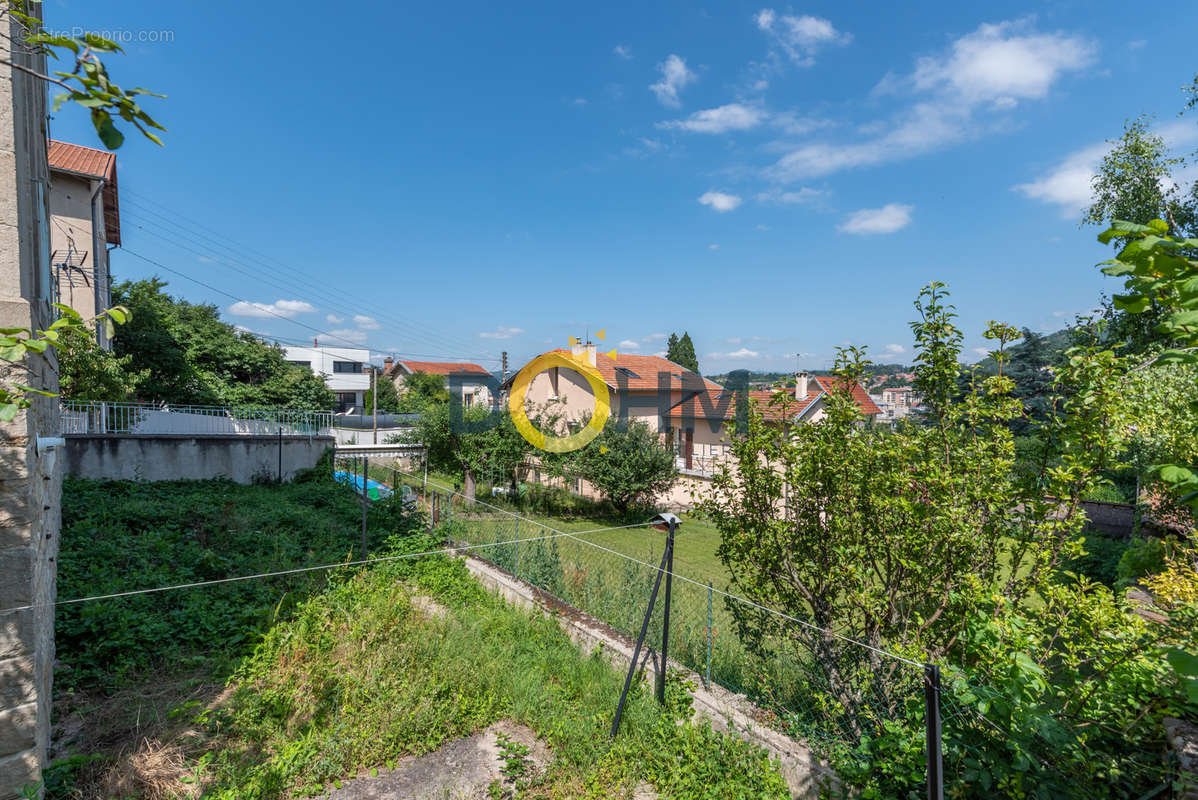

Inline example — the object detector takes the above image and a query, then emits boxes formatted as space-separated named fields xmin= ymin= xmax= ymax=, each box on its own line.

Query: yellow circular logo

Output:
xmin=508 ymin=351 xmax=610 ymax=452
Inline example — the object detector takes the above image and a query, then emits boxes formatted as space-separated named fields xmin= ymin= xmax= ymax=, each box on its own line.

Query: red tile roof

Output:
xmin=536 ymin=349 xmax=722 ymax=392
xmin=667 ymin=376 xmax=880 ymax=421
xmin=394 ymin=360 xmax=492 ymax=377
xmin=48 ymin=140 xmax=120 ymax=246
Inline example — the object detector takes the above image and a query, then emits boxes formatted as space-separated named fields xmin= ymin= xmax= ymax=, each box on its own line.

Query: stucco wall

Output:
xmin=0 ymin=7 xmax=58 ymax=795
xmin=47 ymin=169 xmax=106 ymax=327
xmin=64 ymin=435 xmax=334 ymax=484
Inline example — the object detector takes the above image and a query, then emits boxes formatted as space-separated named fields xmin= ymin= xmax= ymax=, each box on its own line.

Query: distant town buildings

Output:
xmin=283 ymin=344 xmax=372 ymax=412
xmin=869 ymin=386 xmax=923 ymax=424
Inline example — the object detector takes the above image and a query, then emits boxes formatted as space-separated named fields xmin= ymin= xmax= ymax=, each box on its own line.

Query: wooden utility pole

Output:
xmin=372 ymin=367 xmax=378 ymax=444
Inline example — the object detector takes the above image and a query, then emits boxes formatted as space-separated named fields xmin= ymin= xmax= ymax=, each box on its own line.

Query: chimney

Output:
xmin=795 ymin=371 xmax=810 ymax=400
xmin=585 ymin=341 xmax=597 ymax=366
xmin=313 ymin=337 xmax=318 ymax=347
xmin=383 ymin=356 xmax=394 ymax=374
xmin=571 ymin=337 xmax=597 ymax=366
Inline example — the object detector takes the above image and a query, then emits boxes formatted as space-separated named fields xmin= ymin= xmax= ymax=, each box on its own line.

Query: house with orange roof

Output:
xmin=508 ymin=342 xmax=879 ymax=508
xmin=47 ymin=139 xmax=121 ymax=347
xmin=385 ymin=357 xmax=495 ymax=408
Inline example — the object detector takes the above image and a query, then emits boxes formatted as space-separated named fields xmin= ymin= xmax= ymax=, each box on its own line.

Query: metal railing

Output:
xmin=60 ymin=401 xmax=333 ymax=436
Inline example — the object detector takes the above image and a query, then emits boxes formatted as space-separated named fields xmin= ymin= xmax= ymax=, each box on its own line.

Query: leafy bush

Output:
xmin=1059 ymin=534 xmax=1131 ymax=587
xmin=1117 ymin=536 xmax=1169 ymax=586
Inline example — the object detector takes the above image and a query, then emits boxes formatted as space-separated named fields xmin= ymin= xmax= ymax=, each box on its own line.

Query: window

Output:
xmin=288 ymin=360 xmax=312 ymax=370
xmin=333 ymin=361 xmax=364 ymax=373
xmin=614 ymin=366 xmax=641 ymax=380
xmin=335 ymin=392 xmax=358 ymax=412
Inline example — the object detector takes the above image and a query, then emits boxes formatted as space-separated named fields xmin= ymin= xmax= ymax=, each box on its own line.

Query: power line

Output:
xmin=117 ymin=193 xmax=495 ymax=360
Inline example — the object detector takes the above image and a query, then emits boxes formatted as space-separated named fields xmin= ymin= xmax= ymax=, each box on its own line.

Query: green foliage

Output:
xmin=363 ymin=368 xmax=401 ymax=412
xmin=4 ymin=2 xmax=166 ymax=149
xmin=1059 ymin=534 xmax=1130 ymax=587
xmin=397 ymin=370 xmax=450 ymax=412
xmin=665 ymin=331 xmax=700 ymax=374
xmin=701 ymin=282 xmax=1183 ymax=797
xmin=1098 ymin=220 xmax=1198 ymax=508
xmin=185 ymin=539 xmax=788 ymax=798
xmin=0 ymin=303 xmax=129 ymax=421
xmin=1117 ymin=536 xmax=1169 ymax=585
xmin=56 ymin=471 xmax=422 ymax=689
xmin=111 ymin=278 xmax=334 ymax=408
xmin=55 ymin=323 xmax=144 ymax=402
xmin=566 ymin=419 xmax=677 ymax=514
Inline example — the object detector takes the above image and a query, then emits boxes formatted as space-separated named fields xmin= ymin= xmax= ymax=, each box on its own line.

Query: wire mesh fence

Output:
xmin=326 ymin=457 xmax=1183 ymax=798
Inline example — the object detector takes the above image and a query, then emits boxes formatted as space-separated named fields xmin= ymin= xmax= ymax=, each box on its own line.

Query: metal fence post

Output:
xmin=513 ymin=517 xmax=520 ymax=581
xmin=360 ymin=456 xmax=369 ymax=555
xmin=657 ymin=517 xmax=676 ymax=705
xmin=925 ymin=663 xmax=944 ymax=800
xmin=705 ymin=581 xmax=713 ymax=690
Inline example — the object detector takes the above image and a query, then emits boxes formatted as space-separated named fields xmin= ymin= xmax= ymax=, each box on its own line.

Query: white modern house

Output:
xmin=284 ymin=344 xmax=371 ymax=412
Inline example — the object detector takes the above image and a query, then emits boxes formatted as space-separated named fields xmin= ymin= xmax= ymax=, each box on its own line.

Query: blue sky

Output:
xmin=46 ymin=0 xmax=1198 ymax=373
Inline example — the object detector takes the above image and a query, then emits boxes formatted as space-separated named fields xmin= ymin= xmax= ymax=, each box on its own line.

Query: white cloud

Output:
xmin=353 ymin=314 xmax=381 ymax=330
xmin=726 ymin=337 xmax=743 ymax=344
xmin=756 ymin=187 xmax=823 ymax=204
xmin=649 ymin=54 xmax=696 ymax=108
xmin=643 ymin=333 xmax=667 ymax=342
xmin=755 ymin=9 xmax=851 ymax=67
xmin=618 ymin=339 xmax=640 ymax=349
xmin=659 ymin=103 xmax=765 ymax=133
xmin=973 ymin=347 xmax=991 ymax=356
xmin=1013 ymin=142 xmax=1108 ymax=217
xmin=883 ymin=343 xmax=906 ymax=355
xmin=479 ymin=326 xmax=525 ymax=340
xmin=909 ymin=20 xmax=1094 ymax=106
xmin=326 ymin=313 xmax=344 ymax=324
xmin=614 ymin=44 xmax=632 ymax=60
xmin=708 ymin=347 xmax=761 ymax=359
xmin=1014 ymin=121 xmax=1198 ymax=217
xmin=838 ymin=204 xmax=914 ymax=235
xmin=698 ymin=191 xmax=743 ymax=212
xmin=769 ymin=20 xmax=1093 ymax=180
xmin=708 ymin=243 xmax=721 ymax=250
xmin=755 ymin=223 xmax=770 ymax=231
xmin=326 ymin=329 xmax=369 ymax=345
xmin=228 ymin=299 xmax=316 ymax=319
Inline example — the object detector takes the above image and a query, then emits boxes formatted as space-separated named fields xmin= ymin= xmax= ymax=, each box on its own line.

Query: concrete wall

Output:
xmin=64 ymin=435 xmax=334 ymax=484
xmin=0 ymin=7 xmax=58 ymax=796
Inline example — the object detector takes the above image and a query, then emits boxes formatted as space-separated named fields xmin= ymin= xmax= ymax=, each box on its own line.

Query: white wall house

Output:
xmin=284 ymin=345 xmax=371 ymax=411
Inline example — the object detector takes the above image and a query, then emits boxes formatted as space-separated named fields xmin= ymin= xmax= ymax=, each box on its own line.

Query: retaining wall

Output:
xmin=64 ymin=434 xmax=333 ymax=484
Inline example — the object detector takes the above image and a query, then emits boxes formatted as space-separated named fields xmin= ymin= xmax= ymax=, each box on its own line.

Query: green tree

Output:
xmin=408 ymin=402 xmax=534 ymax=501
xmin=112 ymin=279 xmax=334 ymax=409
xmin=567 ymin=419 xmax=677 ymax=514
xmin=1085 ymin=114 xmax=1197 ymax=353
xmin=364 ymin=369 xmax=401 ymax=413
xmin=56 ymin=324 xmax=145 ymax=402
xmin=397 ymin=371 xmax=450 ymax=412
xmin=666 ymin=331 xmax=700 ymax=374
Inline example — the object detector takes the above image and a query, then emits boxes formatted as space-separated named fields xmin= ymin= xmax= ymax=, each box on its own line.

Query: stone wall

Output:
xmin=64 ymin=435 xmax=334 ymax=484
xmin=0 ymin=5 xmax=59 ymax=796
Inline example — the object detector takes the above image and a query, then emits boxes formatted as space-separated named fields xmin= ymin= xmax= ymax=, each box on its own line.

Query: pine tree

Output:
xmin=665 ymin=333 xmax=680 ymax=361
xmin=675 ymin=332 xmax=700 ymax=374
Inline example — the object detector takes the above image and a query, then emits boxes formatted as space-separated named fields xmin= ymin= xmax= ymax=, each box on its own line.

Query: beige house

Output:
xmin=511 ymin=343 xmax=880 ymax=509
xmin=47 ymin=139 xmax=120 ymax=347
xmin=386 ymin=358 xmax=495 ymax=408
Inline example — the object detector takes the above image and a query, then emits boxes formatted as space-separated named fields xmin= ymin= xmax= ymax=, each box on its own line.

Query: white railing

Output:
xmin=60 ymin=401 xmax=332 ymax=437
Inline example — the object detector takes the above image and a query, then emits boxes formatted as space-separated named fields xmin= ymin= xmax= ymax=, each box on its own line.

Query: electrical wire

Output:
xmin=116 ymin=193 xmax=496 ymax=360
